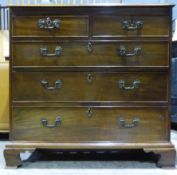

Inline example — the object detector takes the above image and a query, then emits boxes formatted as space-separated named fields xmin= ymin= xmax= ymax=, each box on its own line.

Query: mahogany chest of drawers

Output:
xmin=4 ymin=4 xmax=176 ymax=168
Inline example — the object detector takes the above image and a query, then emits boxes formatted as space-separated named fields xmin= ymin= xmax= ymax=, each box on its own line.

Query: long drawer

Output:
xmin=13 ymin=41 xmax=169 ymax=67
xmin=12 ymin=16 xmax=88 ymax=36
xmin=11 ymin=107 xmax=168 ymax=142
xmin=12 ymin=72 xmax=168 ymax=102
xmin=93 ymin=16 xmax=169 ymax=36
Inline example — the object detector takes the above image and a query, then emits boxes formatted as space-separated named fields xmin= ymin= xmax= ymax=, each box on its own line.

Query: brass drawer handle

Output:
xmin=41 ymin=117 xmax=62 ymax=128
xmin=118 ymin=46 xmax=141 ymax=57
xmin=38 ymin=17 xmax=61 ymax=29
xmin=119 ymin=117 xmax=139 ymax=128
xmin=118 ymin=79 xmax=141 ymax=90
xmin=40 ymin=46 xmax=62 ymax=57
xmin=122 ymin=20 xmax=144 ymax=31
xmin=40 ymin=80 xmax=62 ymax=91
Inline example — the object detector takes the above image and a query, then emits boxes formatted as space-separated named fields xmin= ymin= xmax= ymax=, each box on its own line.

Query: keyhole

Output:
xmin=86 ymin=108 xmax=93 ymax=118
xmin=87 ymin=73 xmax=93 ymax=84
xmin=46 ymin=17 xmax=52 ymax=26
xmin=87 ymin=42 xmax=93 ymax=53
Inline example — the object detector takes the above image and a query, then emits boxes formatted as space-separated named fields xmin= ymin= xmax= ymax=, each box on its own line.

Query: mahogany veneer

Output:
xmin=4 ymin=4 xmax=176 ymax=168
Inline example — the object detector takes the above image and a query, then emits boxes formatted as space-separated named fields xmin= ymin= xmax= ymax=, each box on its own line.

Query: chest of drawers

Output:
xmin=4 ymin=4 xmax=176 ymax=168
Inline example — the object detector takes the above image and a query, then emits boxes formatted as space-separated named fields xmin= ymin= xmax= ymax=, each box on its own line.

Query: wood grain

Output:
xmin=13 ymin=16 xmax=88 ymax=36
xmin=12 ymin=41 xmax=169 ymax=67
xmin=11 ymin=107 xmax=168 ymax=142
xmin=6 ymin=5 xmax=176 ymax=168
xmin=93 ymin=16 xmax=169 ymax=37
xmin=12 ymin=71 xmax=168 ymax=102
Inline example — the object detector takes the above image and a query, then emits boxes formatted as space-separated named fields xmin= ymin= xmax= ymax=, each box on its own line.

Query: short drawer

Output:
xmin=93 ymin=16 xmax=169 ymax=36
xmin=13 ymin=41 xmax=169 ymax=67
xmin=12 ymin=72 xmax=168 ymax=102
xmin=11 ymin=107 xmax=168 ymax=142
xmin=12 ymin=16 xmax=88 ymax=36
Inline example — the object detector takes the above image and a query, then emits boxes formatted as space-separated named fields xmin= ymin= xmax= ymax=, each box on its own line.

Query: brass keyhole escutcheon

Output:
xmin=87 ymin=42 xmax=93 ymax=54
xmin=86 ymin=108 xmax=93 ymax=118
xmin=86 ymin=73 xmax=94 ymax=84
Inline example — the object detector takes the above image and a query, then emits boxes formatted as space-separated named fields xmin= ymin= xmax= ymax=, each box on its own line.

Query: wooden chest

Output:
xmin=4 ymin=4 xmax=176 ymax=168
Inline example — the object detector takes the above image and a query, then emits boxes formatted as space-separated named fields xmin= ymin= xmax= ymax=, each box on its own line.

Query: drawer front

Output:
xmin=11 ymin=107 xmax=168 ymax=142
xmin=12 ymin=72 xmax=167 ymax=102
xmin=93 ymin=16 xmax=169 ymax=36
xmin=13 ymin=16 xmax=88 ymax=36
xmin=13 ymin=42 xmax=168 ymax=67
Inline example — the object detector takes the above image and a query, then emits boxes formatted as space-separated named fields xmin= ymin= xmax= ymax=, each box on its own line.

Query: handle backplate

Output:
xmin=40 ymin=46 xmax=62 ymax=57
xmin=118 ymin=79 xmax=141 ymax=90
xmin=118 ymin=46 xmax=141 ymax=57
xmin=41 ymin=117 xmax=62 ymax=128
xmin=41 ymin=79 xmax=62 ymax=91
xmin=119 ymin=117 xmax=139 ymax=128
xmin=122 ymin=20 xmax=144 ymax=31
xmin=38 ymin=17 xmax=61 ymax=29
